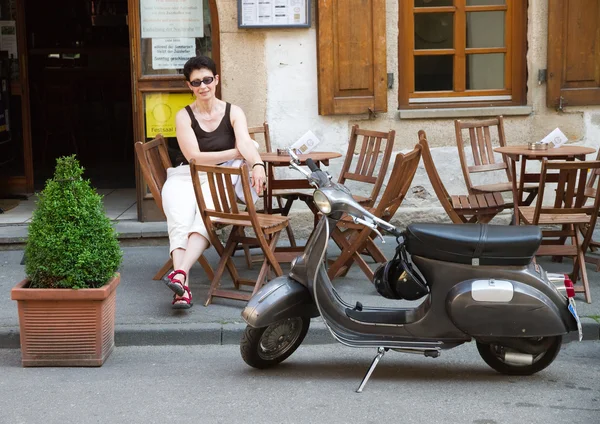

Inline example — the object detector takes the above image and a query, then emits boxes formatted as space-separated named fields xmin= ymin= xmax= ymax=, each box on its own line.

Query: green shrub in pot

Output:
xmin=24 ymin=155 xmax=123 ymax=289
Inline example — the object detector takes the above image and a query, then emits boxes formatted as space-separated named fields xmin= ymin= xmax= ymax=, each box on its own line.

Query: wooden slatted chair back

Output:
xmin=374 ymin=145 xmax=421 ymax=221
xmin=454 ymin=116 xmax=512 ymax=193
xmin=533 ymin=160 xmax=600 ymax=226
xmin=337 ymin=125 xmax=396 ymax=206
xmin=418 ymin=130 xmax=462 ymax=223
xmin=585 ymin=149 xmax=600 ymax=198
xmin=190 ymin=162 xmax=259 ymax=229
xmin=248 ymin=122 xmax=272 ymax=153
xmin=134 ymin=135 xmax=172 ymax=212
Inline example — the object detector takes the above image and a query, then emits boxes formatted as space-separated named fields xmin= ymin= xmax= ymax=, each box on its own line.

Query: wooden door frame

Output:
xmin=127 ymin=0 xmax=220 ymax=221
xmin=10 ymin=0 xmax=34 ymax=193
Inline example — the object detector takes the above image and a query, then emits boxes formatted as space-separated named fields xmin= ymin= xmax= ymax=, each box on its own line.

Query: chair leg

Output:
xmin=572 ymin=229 xmax=592 ymax=303
xmin=238 ymin=226 xmax=253 ymax=269
xmin=198 ymin=255 xmax=215 ymax=281
xmin=329 ymin=227 xmax=371 ymax=280
xmin=522 ymin=190 xmax=538 ymax=206
xmin=153 ymin=258 xmax=174 ymax=280
xmin=353 ymin=251 xmax=376 ymax=282
xmin=253 ymin=231 xmax=283 ymax=296
xmin=329 ymin=227 xmax=359 ymax=276
xmin=576 ymin=248 xmax=592 ymax=304
xmin=205 ymin=232 xmax=239 ymax=306
xmin=277 ymin=196 xmax=297 ymax=248
xmin=154 ymin=255 xmax=214 ymax=282
xmin=476 ymin=213 xmax=498 ymax=224
xmin=363 ymin=238 xmax=387 ymax=263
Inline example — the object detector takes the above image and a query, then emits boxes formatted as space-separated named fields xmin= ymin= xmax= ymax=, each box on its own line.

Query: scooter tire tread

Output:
xmin=240 ymin=318 xmax=310 ymax=369
xmin=476 ymin=336 xmax=562 ymax=376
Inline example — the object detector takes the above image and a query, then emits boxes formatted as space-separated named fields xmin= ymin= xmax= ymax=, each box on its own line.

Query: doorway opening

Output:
xmin=25 ymin=0 xmax=134 ymax=190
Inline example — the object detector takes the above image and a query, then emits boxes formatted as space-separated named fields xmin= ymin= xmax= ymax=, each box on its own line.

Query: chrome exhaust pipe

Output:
xmin=503 ymin=351 xmax=534 ymax=366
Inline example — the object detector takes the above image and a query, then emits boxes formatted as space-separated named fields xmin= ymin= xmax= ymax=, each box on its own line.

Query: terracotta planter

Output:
xmin=10 ymin=274 xmax=120 ymax=367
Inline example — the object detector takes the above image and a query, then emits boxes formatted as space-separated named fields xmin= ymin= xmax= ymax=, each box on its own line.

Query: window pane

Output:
xmin=466 ymin=53 xmax=504 ymax=89
xmin=466 ymin=12 xmax=505 ymax=48
xmin=414 ymin=0 xmax=453 ymax=6
xmin=415 ymin=55 xmax=453 ymax=91
xmin=467 ymin=0 xmax=505 ymax=5
xmin=415 ymin=13 xmax=454 ymax=49
xmin=140 ymin=0 xmax=213 ymax=76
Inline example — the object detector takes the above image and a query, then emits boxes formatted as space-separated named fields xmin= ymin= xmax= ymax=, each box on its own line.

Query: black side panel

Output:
xmin=405 ymin=224 xmax=541 ymax=266
xmin=241 ymin=277 xmax=319 ymax=328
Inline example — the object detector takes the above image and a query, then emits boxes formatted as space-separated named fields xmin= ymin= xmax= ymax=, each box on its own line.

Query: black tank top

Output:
xmin=184 ymin=102 xmax=236 ymax=155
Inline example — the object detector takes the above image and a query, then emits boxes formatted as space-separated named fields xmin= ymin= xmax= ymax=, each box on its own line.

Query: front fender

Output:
xmin=241 ymin=276 xmax=319 ymax=328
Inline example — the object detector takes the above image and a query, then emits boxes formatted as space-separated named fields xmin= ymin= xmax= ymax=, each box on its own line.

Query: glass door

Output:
xmin=127 ymin=0 xmax=219 ymax=221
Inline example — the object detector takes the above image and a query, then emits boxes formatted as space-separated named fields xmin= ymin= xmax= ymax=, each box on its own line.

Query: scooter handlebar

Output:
xmin=305 ymin=158 xmax=319 ymax=172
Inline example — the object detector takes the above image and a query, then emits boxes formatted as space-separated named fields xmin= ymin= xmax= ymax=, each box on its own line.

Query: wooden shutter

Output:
xmin=547 ymin=0 xmax=600 ymax=108
xmin=317 ymin=0 xmax=387 ymax=115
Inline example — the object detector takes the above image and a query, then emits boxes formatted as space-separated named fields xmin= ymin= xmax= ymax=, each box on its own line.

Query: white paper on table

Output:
xmin=289 ymin=130 xmax=322 ymax=155
xmin=539 ymin=127 xmax=568 ymax=148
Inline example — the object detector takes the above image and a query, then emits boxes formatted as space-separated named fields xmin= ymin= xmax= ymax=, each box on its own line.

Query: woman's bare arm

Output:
xmin=175 ymin=109 xmax=239 ymax=164
xmin=230 ymin=105 xmax=266 ymax=194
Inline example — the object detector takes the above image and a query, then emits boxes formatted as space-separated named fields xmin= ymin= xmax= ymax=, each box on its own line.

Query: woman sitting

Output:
xmin=161 ymin=55 xmax=266 ymax=309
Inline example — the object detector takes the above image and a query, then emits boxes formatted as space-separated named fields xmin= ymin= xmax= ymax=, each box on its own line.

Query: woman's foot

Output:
xmin=172 ymin=286 xmax=193 ymax=309
xmin=164 ymin=270 xmax=187 ymax=296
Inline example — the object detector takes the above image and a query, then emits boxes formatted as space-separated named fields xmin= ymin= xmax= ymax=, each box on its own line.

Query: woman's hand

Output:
xmin=251 ymin=165 xmax=266 ymax=195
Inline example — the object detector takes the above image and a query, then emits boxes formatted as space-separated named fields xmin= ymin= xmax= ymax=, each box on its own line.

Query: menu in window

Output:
xmin=240 ymin=0 xmax=308 ymax=27
xmin=141 ymin=0 xmax=204 ymax=39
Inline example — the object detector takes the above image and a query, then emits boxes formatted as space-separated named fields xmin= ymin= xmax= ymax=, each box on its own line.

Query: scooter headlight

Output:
xmin=313 ymin=190 xmax=332 ymax=214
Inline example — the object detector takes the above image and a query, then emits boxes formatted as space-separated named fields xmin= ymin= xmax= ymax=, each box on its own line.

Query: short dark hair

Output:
xmin=183 ymin=55 xmax=217 ymax=81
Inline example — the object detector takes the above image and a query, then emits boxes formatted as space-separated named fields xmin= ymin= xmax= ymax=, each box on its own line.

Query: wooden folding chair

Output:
xmin=455 ymin=116 xmax=538 ymax=206
xmin=582 ymin=148 xmax=600 ymax=271
xmin=189 ymin=159 xmax=291 ymax=306
xmin=134 ymin=137 xmax=214 ymax=282
xmin=280 ymin=125 xmax=396 ymax=224
xmin=419 ymin=130 xmax=506 ymax=224
xmin=518 ymin=159 xmax=600 ymax=304
xmin=328 ymin=145 xmax=422 ymax=281
xmin=247 ymin=122 xmax=296 ymax=247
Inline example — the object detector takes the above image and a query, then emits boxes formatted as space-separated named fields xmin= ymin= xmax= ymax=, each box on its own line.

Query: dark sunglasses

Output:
xmin=189 ymin=77 xmax=215 ymax=87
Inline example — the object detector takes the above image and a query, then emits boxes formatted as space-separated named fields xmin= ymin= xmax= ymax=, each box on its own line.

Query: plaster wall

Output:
xmin=215 ymin=0 xmax=600 ymax=233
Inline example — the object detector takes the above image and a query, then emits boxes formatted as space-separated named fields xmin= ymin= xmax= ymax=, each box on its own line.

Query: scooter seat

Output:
xmin=404 ymin=223 xmax=541 ymax=266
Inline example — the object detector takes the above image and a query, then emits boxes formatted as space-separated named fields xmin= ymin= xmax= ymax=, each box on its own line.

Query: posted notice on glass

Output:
xmin=240 ymin=0 xmax=307 ymax=27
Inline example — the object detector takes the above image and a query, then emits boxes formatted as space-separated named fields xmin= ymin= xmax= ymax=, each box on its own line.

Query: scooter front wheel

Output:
xmin=476 ymin=336 xmax=562 ymax=376
xmin=240 ymin=317 xmax=310 ymax=369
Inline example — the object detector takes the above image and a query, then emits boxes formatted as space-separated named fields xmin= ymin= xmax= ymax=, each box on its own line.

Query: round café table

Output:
xmin=260 ymin=151 xmax=342 ymax=215
xmin=494 ymin=144 xmax=596 ymax=224
xmin=259 ymin=151 xmax=342 ymax=262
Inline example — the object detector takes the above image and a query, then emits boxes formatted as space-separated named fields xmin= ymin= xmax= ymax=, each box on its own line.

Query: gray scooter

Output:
xmin=240 ymin=151 xmax=583 ymax=392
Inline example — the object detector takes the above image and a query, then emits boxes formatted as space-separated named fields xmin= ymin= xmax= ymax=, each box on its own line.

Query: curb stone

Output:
xmin=1 ymin=319 xmax=598 ymax=350
xmin=0 ymin=321 xmax=334 ymax=349
xmin=581 ymin=317 xmax=600 ymax=341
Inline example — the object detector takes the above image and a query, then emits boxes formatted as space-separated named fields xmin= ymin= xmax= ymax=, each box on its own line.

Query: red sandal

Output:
xmin=172 ymin=285 xmax=193 ymax=309
xmin=164 ymin=269 xmax=186 ymax=296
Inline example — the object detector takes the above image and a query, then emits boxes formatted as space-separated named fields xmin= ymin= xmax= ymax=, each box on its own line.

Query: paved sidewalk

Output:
xmin=1 ymin=234 xmax=599 ymax=350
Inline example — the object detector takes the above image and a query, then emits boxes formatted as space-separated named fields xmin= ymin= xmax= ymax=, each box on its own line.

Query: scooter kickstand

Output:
xmin=356 ymin=347 xmax=388 ymax=393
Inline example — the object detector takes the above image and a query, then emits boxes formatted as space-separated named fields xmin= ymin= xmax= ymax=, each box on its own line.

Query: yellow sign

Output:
xmin=145 ymin=92 xmax=192 ymax=138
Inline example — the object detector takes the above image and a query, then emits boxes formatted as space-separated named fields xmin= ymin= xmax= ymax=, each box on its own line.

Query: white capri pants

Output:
xmin=161 ymin=165 xmax=214 ymax=256
xmin=161 ymin=162 xmax=258 ymax=256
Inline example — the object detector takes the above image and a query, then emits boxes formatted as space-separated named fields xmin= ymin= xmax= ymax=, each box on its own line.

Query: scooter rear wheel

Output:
xmin=476 ymin=336 xmax=562 ymax=376
xmin=240 ymin=317 xmax=310 ymax=369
